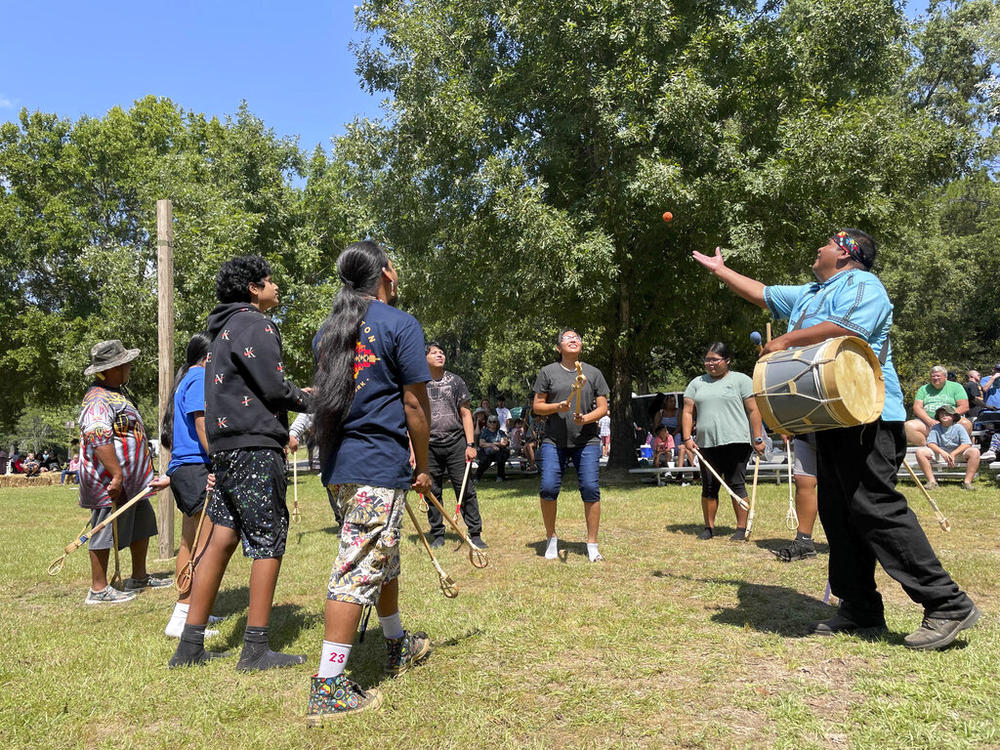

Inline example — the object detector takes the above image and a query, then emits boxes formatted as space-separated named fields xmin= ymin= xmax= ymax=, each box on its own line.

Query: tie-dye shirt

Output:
xmin=77 ymin=385 xmax=154 ymax=509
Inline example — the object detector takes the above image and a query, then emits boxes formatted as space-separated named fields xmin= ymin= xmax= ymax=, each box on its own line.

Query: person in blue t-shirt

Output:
xmin=692 ymin=229 xmax=978 ymax=651
xmin=305 ymin=241 xmax=433 ymax=724
xmin=160 ymin=332 xmax=219 ymax=639
xmin=915 ymin=405 xmax=981 ymax=490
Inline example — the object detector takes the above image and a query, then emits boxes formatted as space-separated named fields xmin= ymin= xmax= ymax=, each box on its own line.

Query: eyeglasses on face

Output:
xmin=561 ymin=335 xmax=582 ymax=343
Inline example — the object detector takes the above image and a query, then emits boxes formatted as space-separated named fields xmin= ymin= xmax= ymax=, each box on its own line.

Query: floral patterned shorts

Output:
xmin=326 ymin=484 xmax=406 ymax=607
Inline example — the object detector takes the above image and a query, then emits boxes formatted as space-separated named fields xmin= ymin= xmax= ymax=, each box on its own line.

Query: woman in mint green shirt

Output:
xmin=681 ymin=342 xmax=765 ymax=541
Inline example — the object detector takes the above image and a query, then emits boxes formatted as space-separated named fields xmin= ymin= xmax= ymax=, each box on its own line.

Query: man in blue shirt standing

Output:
xmin=692 ymin=229 xmax=979 ymax=650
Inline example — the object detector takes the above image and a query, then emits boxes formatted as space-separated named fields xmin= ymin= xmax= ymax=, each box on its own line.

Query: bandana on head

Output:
xmin=832 ymin=231 xmax=872 ymax=269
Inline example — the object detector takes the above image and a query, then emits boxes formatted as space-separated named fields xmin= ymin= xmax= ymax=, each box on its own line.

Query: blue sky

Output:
xmin=0 ymin=2 xmax=380 ymax=153
xmin=2 ymin=2 xmax=931 ymax=155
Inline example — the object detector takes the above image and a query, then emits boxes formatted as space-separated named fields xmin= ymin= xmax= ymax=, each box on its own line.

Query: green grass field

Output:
xmin=1 ymin=472 xmax=997 ymax=749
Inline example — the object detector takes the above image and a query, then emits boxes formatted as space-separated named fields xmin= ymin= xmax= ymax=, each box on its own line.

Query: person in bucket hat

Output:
xmin=77 ymin=340 xmax=171 ymax=605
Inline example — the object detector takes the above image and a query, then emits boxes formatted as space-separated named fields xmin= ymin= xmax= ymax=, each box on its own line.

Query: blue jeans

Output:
xmin=538 ymin=442 xmax=601 ymax=503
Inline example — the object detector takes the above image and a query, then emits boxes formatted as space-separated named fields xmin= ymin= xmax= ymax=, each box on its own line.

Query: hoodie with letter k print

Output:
xmin=205 ymin=302 xmax=311 ymax=453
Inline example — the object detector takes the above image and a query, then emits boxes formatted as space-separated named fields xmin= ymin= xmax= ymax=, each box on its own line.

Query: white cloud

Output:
xmin=0 ymin=95 xmax=13 ymax=109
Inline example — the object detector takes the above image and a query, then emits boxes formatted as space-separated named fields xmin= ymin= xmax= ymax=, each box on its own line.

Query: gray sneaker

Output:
xmin=123 ymin=575 xmax=173 ymax=591
xmin=961 ymin=482 xmax=977 ymax=491
xmin=85 ymin=586 xmax=137 ymax=605
xmin=980 ymin=450 xmax=996 ymax=462
xmin=903 ymin=606 xmax=981 ymax=650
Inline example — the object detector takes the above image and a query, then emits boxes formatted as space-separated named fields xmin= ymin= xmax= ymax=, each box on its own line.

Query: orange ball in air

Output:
xmin=662 ymin=211 xmax=673 ymax=222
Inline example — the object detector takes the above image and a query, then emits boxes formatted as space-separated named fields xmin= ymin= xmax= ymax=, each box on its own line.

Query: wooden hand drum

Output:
xmin=753 ymin=336 xmax=884 ymax=436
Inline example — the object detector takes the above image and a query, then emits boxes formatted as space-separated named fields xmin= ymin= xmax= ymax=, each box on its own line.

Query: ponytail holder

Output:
xmin=338 ymin=274 xmax=356 ymax=290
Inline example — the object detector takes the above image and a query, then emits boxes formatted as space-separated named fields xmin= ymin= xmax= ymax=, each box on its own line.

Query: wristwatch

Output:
xmin=466 ymin=442 xmax=475 ymax=447
xmin=754 ymin=437 xmax=765 ymax=445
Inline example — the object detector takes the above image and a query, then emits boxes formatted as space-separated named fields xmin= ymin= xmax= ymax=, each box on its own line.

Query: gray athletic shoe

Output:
xmin=85 ymin=586 xmax=136 ymax=605
xmin=123 ymin=575 xmax=173 ymax=591
xmin=903 ymin=606 xmax=981 ymax=650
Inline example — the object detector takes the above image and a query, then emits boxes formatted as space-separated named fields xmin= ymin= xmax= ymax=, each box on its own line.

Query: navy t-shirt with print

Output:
xmin=317 ymin=300 xmax=431 ymax=489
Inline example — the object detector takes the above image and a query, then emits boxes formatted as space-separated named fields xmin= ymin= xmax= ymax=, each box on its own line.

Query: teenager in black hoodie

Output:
xmin=170 ymin=255 xmax=311 ymax=671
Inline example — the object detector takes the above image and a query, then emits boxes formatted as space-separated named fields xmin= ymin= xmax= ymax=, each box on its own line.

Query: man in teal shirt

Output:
xmin=692 ymin=229 xmax=979 ymax=651
xmin=905 ymin=365 xmax=972 ymax=446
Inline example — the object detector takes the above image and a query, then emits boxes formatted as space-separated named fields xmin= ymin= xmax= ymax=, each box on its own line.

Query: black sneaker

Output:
xmin=772 ymin=538 xmax=817 ymax=562
xmin=385 ymin=630 xmax=432 ymax=676
xmin=429 ymin=536 xmax=444 ymax=549
xmin=903 ymin=605 xmax=981 ymax=650
xmin=469 ymin=535 xmax=488 ymax=549
xmin=811 ymin=613 xmax=887 ymax=637
xmin=730 ymin=528 xmax=746 ymax=542
xmin=696 ymin=527 xmax=713 ymax=540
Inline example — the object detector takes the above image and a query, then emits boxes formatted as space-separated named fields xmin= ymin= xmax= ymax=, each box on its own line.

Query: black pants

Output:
xmin=475 ymin=446 xmax=509 ymax=481
xmin=815 ymin=420 xmax=973 ymax=619
xmin=427 ymin=436 xmax=482 ymax=538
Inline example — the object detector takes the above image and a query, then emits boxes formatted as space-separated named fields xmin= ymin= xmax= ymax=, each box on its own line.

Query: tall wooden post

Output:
xmin=156 ymin=199 xmax=175 ymax=560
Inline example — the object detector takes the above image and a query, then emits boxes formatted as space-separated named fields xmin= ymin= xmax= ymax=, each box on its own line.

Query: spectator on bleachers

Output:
xmin=479 ymin=398 xmax=492 ymax=416
xmin=914 ymin=405 xmax=980 ymax=491
xmin=472 ymin=407 xmax=488 ymax=444
xmin=964 ymin=370 xmax=984 ymax=419
xmin=904 ymin=365 xmax=973 ymax=446
xmin=495 ymin=396 xmax=512 ymax=432
xmin=980 ymin=365 xmax=1000 ymax=420
xmin=651 ymin=425 xmax=674 ymax=468
xmin=0 ymin=446 xmax=7 ymax=474
xmin=475 ymin=414 xmax=509 ymax=482
xmin=23 ymin=453 xmax=42 ymax=477
xmin=61 ymin=454 xmax=80 ymax=485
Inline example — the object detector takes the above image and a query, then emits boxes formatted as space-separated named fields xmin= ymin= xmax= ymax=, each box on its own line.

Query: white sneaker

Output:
xmin=544 ymin=536 xmax=558 ymax=560
xmin=981 ymin=450 xmax=996 ymax=462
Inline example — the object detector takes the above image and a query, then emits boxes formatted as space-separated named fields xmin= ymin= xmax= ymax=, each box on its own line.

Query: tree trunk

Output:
xmin=608 ymin=275 xmax=635 ymax=470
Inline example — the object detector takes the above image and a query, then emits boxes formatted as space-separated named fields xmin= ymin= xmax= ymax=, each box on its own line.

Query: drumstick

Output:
xmin=48 ymin=486 xmax=157 ymax=575
xmin=745 ymin=454 xmax=760 ymax=540
xmin=902 ymin=461 xmax=951 ymax=531
xmin=689 ymin=444 xmax=750 ymax=511
xmin=750 ymin=330 xmax=763 ymax=355
xmin=404 ymin=497 xmax=458 ymax=598
xmin=291 ymin=449 xmax=300 ymax=522
xmin=785 ymin=437 xmax=798 ymax=530
xmin=453 ymin=459 xmax=472 ymax=525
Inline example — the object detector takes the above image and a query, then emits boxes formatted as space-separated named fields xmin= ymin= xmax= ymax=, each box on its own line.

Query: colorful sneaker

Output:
xmin=385 ymin=630 xmax=432 ymax=676
xmin=306 ymin=674 xmax=382 ymax=725
xmin=84 ymin=586 xmax=136 ymax=605
xmin=123 ymin=575 xmax=173 ymax=591
xmin=772 ymin=538 xmax=817 ymax=562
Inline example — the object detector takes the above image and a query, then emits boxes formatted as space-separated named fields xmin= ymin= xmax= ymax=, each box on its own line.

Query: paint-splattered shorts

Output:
xmin=208 ymin=447 xmax=288 ymax=559
xmin=326 ymin=484 xmax=405 ymax=607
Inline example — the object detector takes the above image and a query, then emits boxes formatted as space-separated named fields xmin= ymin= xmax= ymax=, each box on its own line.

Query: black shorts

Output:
xmin=169 ymin=463 xmax=211 ymax=517
xmin=699 ymin=443 xmax=751 ymax=501
xmin=208 ymin=447 xmax=288 ymax=559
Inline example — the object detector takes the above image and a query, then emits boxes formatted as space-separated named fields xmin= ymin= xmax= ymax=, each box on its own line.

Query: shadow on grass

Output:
xmin=665 ymin=523 xmax=736 ymax=538
xmin=752 ymin=537 xmax=830 ymax=555
xmin=523 ymin=539 xmax=593 ymax=562
xmin=348 ymin=626 xmax=484 ymax=690
xmin=215 ymin=601 xmax=322 ymax=651
xmin=650 ymin=571 xmax=836 ymax=637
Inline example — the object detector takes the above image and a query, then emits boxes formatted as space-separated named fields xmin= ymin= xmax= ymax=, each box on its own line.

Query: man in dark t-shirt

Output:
xmin=533 ymin=328 xmax=610 ymax=562
xmin=425 ymin=342 xmax=486 ymax=548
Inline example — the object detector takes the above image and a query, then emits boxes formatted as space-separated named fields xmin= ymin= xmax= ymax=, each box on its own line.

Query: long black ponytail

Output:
xmin=313 ymin=240 xmax=390 ymax=455
xmin=160 ymin=332 xmax=212 ymax=448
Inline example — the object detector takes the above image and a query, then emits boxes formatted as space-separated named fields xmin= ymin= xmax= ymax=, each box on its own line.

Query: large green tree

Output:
xmin=0 ymin=97 xmax=341 ymax=436
xmin=339 ymin=0 xmax=996 ymax=466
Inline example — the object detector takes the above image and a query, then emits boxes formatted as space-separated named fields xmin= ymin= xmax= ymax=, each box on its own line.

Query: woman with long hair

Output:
xmin=160 ymin=332 xmax=221 ymax=638
xmin=306 ymin=241 xmax=434 ymax=724
xmin=680 ymin=342 xmax=765 ymax=540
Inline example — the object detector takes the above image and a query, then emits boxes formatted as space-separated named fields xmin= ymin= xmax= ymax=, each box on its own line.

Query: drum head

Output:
xmin=821 ymin=337 xmax=885 ymax=425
